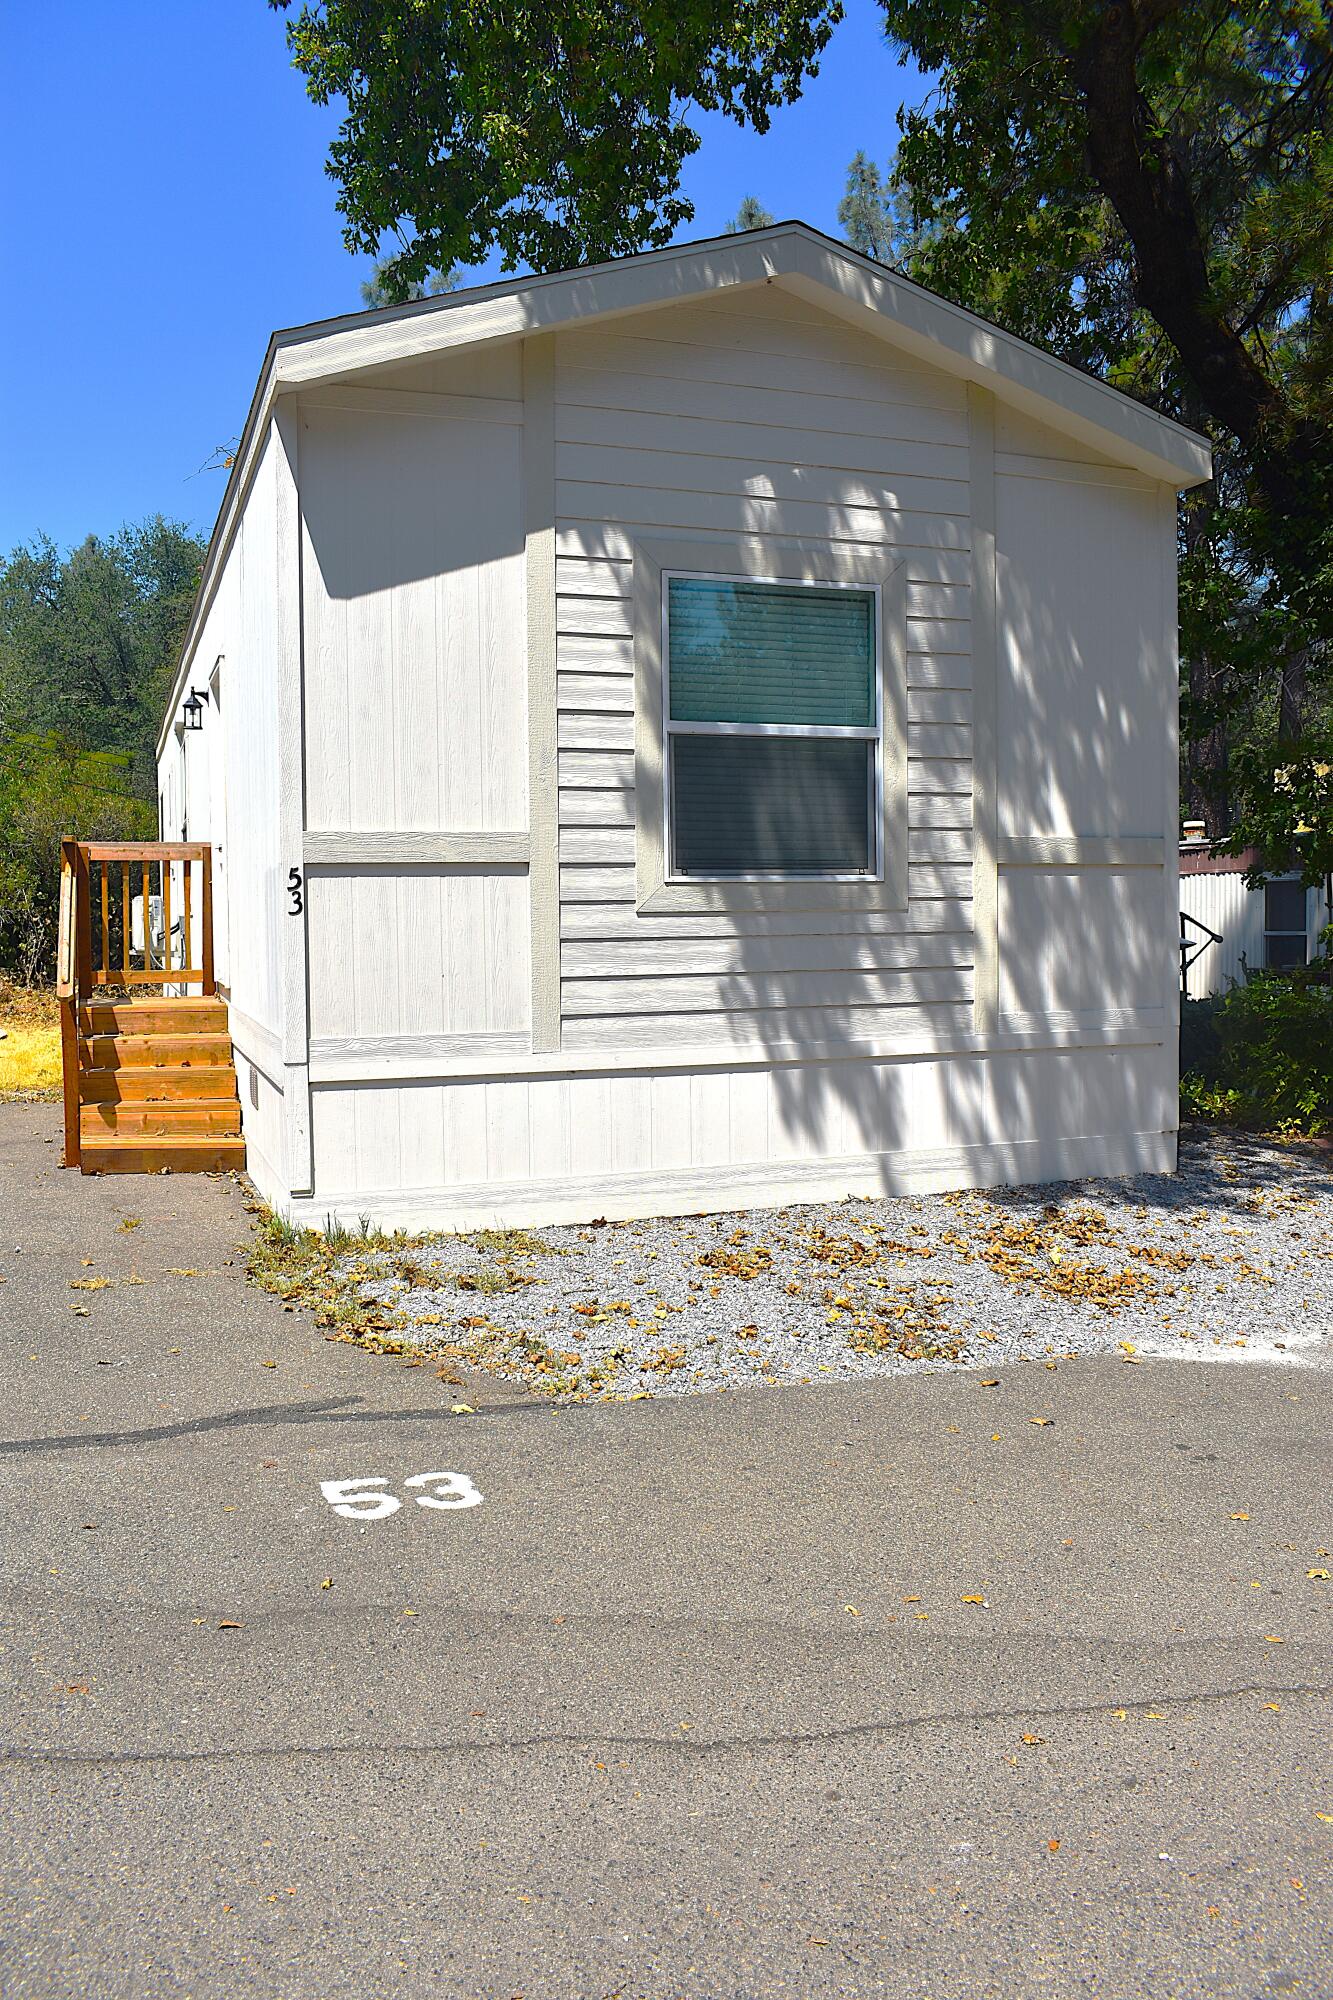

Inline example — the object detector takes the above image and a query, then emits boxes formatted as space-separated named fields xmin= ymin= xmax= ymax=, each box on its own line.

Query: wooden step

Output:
xmin=79 ymin=1065 xmax=240 ymax=1104
xmin=80 ymin=1132 xmax=247 ymax=1176
xmin=80 ymin=1033 xmax=235 ymax=1071
xmin=80 ymin=998 xmax=229 ymax=1036
xmin=80 ymin=1099 xmax=242 ymax=1140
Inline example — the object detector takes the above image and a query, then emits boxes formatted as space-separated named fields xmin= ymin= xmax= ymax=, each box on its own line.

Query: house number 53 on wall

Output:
xmin=320 ymin=1473 xmax=483 ymax=1519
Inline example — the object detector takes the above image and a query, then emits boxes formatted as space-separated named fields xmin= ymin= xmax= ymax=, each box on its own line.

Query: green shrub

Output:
xmin=1180 ymin=963 xmax=1333 ymax=1135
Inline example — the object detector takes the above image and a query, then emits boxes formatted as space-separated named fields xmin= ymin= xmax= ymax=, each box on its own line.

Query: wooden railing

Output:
xmin=56 ymin=840 xmax=215 ymax=1167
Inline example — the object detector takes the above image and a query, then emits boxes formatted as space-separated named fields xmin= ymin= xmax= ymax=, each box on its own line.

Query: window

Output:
xmin=1264 ymin=879 xmax=1307 ymax=969
xmin=663 ymin=574 xmax=881 ymax=879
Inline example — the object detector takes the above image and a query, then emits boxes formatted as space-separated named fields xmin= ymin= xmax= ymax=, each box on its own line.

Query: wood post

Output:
xmin=201 ymin=847 xmax=215 ymax=994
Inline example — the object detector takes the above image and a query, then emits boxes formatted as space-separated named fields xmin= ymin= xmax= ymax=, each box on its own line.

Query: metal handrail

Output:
xmin=1180 ymin=910 xmax=1222 ymax=996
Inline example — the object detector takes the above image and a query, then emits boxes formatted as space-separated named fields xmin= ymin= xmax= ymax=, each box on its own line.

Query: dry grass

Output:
xmin=0 ymin=982 xmax=62 ymax=1101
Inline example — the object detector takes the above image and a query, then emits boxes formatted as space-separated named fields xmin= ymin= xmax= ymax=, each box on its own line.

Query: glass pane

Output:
xmin=1264 ymin=880 xmax=1305 ymax=933
xmin=667 ymin=577 xmax=875 ymax=726
xmin=670 ymin=735 xmax=873 ymax=875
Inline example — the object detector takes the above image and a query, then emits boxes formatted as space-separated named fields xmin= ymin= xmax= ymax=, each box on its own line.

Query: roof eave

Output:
xmin=159 ymin=221 xmax=1213 ymax=758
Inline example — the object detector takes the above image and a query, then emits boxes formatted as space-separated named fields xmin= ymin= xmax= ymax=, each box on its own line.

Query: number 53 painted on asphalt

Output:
xmin=320 ymin=1473 xmax=483 ymax=1520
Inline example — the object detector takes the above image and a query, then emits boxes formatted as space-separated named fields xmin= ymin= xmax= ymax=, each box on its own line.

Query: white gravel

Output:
xmin=347 ymin=1130 xmax=1333 ymax=1397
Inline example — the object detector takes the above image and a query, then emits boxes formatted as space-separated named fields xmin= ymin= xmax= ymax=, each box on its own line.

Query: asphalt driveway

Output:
xmin=0 ymin=1101 xmax=1329 ymax=1999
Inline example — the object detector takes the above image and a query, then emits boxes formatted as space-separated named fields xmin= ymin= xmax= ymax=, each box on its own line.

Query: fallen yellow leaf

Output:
xmin=961 ymin=1594 xmax=988 ymax=1605
xmin=1264 ymin=1635 xmax=1285 ymax=1644
xmin=1230 ymin=1511 xmax=1250 ymax=1520
xmin=844 ymin=1605 xmax=861 ymax=1616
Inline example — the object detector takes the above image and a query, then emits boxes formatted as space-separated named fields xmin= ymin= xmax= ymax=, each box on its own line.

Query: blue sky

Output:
xmin=0 ymin=1 xmax=926 ymax=556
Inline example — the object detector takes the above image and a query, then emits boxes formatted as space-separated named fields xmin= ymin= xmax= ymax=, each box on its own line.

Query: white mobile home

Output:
xmin=154 ymin=223 xmax=1211 ymax=1229
xmin=1180 ymin=834 xmax=1326 ymax=998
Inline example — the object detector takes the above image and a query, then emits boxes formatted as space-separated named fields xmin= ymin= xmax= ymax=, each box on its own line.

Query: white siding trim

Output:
xmin=302 ymin=831 xmax=530 ymax=866
xmin=968 ymin=386 xmax=999 ymax=1036
xmin=273 ymin=400 xmax=313 ymax=1193
xmin=524 ymin=335 xmax=561 ymax=1052
xmin=997 ymin=836 xmax=1166 ymax=868
xmin=305 ymin=1008 xmax=1165 ymax=1083
xmin=631 ymin=534 xmax=909 ymax=915
xmin=226 ymin=1003 xmax=285 ymax=1085
xmin=310 ymin=1031 xmax=531 ymax=1077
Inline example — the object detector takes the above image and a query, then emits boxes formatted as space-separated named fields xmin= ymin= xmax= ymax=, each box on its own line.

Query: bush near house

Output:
xmin=1180 ymin=965 xmax=1333 ymax=1136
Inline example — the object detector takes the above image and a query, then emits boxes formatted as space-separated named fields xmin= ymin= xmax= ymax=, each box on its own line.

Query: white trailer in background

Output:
xmin=155 ymin=221 xmax=1212 ymax=1229
xmin=1179 ymin=831 xmax=1327 ymax=999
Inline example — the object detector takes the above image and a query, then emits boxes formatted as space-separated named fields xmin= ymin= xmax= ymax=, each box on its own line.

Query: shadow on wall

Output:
xmin=607 ymin=476 xmax=1171 ymax=1185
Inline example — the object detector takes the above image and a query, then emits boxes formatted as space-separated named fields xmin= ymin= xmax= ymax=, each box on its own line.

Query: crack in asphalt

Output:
xmin=1 ymin=1679 xmax=1328 ymax=1768
xmin=0 ymin=1396 xmax=548 ymax=1457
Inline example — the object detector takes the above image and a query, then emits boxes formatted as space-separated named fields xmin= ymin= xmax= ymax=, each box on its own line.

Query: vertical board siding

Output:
xmin=299 ymin=400 xmax=526 ymax=832
xmin=297 ymin=388 xmax=533 ymax=1062
xmin=994 ymin=408 xmax=1168 ymax=839
xmin=306 ymin=868 xmax=530 ymax=1038
xmin=551 ymin=290 xmax=977 ymax=1051
xmin=305 ymin=1042 xmax=1168 ymax=1209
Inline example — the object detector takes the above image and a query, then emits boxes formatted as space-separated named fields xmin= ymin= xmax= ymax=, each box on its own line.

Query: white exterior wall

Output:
xmin=1180 ymin=870 xmax=1326 ymax=998
xmin=551 ymin=288 xmax=975 ymax=1052
xmin=296 ymin=349 xmax=531 ymax=1094
xmin=269 ymin=285 xmax=1181 ymax=1228
xmin=156 ymin=422 xmax=291 ymax=1208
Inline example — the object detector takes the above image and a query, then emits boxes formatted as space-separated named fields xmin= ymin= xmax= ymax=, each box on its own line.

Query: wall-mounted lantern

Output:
xmin=183 ymin=688 xmax=209 ymax=732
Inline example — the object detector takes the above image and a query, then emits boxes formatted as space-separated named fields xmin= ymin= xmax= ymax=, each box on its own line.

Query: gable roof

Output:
xmin=160 ymin=221 xmax=1210 ymax=754
xmin=270 ymin=219 xmax=1211 ymax=484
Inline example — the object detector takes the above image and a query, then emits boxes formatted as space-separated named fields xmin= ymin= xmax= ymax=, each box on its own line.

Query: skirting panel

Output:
xmin=293 ymin=1042 xmax=1175 ymax=1231
xmin=292 ymin=1127 xmax=1176 ymax=1232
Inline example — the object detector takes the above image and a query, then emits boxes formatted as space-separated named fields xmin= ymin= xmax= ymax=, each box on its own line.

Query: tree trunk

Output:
xmin=1185 ymin=649 xmax=1230 ymax=839
xmin=1277 ymin=645 xmax=1310 ymax=744
xmin=1069 ymin=3 xmax=1330 ymax=631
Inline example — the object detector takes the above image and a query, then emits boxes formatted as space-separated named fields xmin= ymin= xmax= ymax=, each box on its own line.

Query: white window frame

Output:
xmin=660 ymin=569 xmax=884 ymax=884
xmin=632 ymin=536 xmax=908 ymax=916
xmin=1263 ymin=878 xmax=1308 ymax=969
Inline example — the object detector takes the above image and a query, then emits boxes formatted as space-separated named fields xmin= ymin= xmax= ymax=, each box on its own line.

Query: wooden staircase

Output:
xmin=58 ymin=838 xmax=246 ymax=1177
xmin=75 ymin=996 xmax=245 ymax=1175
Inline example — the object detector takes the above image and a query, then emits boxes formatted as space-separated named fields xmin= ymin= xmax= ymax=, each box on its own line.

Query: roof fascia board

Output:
xmin=271 ymin=234 xmax=791 ymax=388
xmin=779 ymin=238 xmax=1212 ymax=488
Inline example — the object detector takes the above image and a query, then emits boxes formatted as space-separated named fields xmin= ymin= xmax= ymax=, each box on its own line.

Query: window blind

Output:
xmin=670 ymin=735 xmax=873 ymax=875
xmin=667 ymin=578 xmax=875 ymax=726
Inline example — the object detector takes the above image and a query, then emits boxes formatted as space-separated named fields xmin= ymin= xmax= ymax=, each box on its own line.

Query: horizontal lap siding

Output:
xmin=552 ymin=290 xmax=975 ymax=1051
